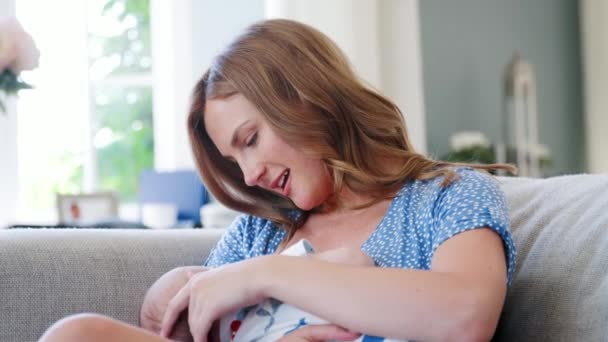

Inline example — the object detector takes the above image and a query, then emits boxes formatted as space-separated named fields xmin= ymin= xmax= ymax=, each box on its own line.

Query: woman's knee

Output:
xmin=39 ymin=313 xmax=116 ymax=342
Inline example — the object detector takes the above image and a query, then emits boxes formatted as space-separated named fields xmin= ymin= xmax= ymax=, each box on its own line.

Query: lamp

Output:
xmin=499 ymin=53 xmax=541 ymax=177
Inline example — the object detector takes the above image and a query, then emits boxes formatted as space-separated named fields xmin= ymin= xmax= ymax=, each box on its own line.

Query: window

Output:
xmin=88 ymin=0 xmax=154 ymax=200
xmin=16 ymin=0 xmax=154 ymax=222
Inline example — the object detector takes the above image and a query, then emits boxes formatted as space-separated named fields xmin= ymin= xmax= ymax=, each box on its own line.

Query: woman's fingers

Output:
xmin=188 ymin=294 xmax=213 ymax=342
xmin=190 ymin=316 xmax=213 ymax=342
xmin=159 ymin=283 xmax=191 ymax=338
xmin=279 ymin=324 xmax=361 ymax=342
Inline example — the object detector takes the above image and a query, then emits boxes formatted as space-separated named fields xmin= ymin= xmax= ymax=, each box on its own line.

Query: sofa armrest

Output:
xmin=0 ymin=228 xmax=223 ymax=342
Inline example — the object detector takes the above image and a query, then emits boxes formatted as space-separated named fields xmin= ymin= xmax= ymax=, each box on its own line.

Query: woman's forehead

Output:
xmin=204 ymin=94 xmax=261 ymax=125
xmin=204 ymin=95 xmax=262 ymax=147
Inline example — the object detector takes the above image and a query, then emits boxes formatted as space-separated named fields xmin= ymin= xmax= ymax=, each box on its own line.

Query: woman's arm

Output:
xmin=260 ymin=228 xmax=507 ymax=342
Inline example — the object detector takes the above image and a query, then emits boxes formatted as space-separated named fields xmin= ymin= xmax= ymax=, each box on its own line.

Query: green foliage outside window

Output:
xmin=90 ymin=0 xmax=154 ymax=201
xmin=96 ymin=0 xmax=151 ymax=75
xmin=95 ymin=87 xmax=153 ymax=200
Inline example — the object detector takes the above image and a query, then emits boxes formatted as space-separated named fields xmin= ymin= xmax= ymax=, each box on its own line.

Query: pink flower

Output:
xmin=0 ymin=16 xmax=39 ymax=74
xmin=0 ymin=20 xmax=18 ymax=71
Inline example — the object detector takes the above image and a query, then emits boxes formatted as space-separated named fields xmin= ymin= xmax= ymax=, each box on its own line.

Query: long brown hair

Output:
xmin=188 ymin=19 xmax=514 ymax=238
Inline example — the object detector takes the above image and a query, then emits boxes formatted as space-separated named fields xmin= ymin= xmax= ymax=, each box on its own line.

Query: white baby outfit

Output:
xmin=218 ymin=240 xmax=405 ymax=342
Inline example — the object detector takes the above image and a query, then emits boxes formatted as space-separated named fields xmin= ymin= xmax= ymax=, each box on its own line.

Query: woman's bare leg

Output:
xmin=39 ymin=313 xmax=172 ymax=342
xmin=40 ymin=266 xmax=210 ymax=342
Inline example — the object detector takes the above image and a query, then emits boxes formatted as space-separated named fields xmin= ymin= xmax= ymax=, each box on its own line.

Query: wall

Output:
xmin=378 ymin=0 xmax=427 ymax=154
xmin=580 ymin=0 xmax=608 ymax=173
xmin=0 ymin=0 xmax=18 ymax=227
xmin=191 ymin=0 xmax=265 ymax=83
xmin=420 ymin=0 xmax=584 ymax=175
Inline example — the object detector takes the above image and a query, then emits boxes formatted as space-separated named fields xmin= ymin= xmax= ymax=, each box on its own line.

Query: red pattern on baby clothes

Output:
xmin=230 ymin=320 xmax=242 ymax=341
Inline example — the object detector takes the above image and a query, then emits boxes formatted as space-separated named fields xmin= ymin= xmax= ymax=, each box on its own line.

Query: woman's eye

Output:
xmin=245 ymin=132 xmax=258 ymax=147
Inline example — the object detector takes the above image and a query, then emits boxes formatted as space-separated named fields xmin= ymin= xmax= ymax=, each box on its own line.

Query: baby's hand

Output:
xmin=312 ymin=247 xmax=374 ymax=267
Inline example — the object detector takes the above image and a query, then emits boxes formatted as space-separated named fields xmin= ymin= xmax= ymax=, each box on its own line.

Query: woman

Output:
xmin=39 ymin=19 xmax=516 ymax=342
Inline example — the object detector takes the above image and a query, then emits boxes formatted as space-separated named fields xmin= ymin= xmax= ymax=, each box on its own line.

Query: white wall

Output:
xmin=191 ymin=0 xmax=265 ymax=80
xmin=150 ymin=0 xmax=195 ymax=171
xmin=580 ymin=0 xmax=608 ymax=173
xmin=378 ymin=0 xmax=427 ymax=154
xmin=0 ymin=0 xmax=18 ymax=227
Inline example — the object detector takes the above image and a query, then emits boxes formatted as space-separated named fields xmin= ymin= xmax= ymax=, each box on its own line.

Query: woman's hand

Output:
xmin=277 ymin=324 xmax=360 ymax=342
xmin=159 ymin=256 xmax=271 ymax=342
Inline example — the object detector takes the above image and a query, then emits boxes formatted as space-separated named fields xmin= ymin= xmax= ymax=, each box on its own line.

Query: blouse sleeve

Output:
xmin=203 ymin=214 xmax=250 ymax=268
xmin=431 ymin=168 xmax=517 ymax=285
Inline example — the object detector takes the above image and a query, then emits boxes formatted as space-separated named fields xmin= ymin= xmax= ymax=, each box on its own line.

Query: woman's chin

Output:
xmin=293 ymin=202 xmax=313 ymax=211
xmin=293 ymin=197 xmax=324 ymax=211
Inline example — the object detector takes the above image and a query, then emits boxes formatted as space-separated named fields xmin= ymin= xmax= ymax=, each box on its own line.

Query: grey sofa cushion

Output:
xmin=0 ymin=228 xmax=223 ymax=342
xmin=495 ymin=174 xmax=608 ymax=341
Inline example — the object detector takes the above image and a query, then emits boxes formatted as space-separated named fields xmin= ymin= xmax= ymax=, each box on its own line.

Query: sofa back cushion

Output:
xmin=0 ymin=228 xmax=223 ymax=342
xmin=495 ymin=174 xmax=608 ymax=341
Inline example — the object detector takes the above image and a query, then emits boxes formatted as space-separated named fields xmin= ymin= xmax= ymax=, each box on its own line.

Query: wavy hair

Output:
xmin=188 ymin=19 xmax=514 ymax=238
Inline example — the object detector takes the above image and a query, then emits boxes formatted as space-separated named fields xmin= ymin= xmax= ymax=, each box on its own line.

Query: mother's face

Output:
xmin=204 ymin=94 xmax=333 ymax=211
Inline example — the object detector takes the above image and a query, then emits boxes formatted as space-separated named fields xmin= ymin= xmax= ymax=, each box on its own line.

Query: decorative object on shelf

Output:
xmin=444 ymin=131 xmax=496 ymax=165
xmin=444 ymin=130 xmax=552 ymax=176
xmin=141 ymin=202 xmax=178 ymax=229
xmin=0 ymin=16 xmax=39 ymax=114
xmin=200 ymin=202 xmax=240 ymax=229
xmin=498 ymin=53 xmax=542 ymax=177
xmin=56 ymin=192 xmax=118 ymax=226
xmin=138 ymin=169 xmax=209 ymax=227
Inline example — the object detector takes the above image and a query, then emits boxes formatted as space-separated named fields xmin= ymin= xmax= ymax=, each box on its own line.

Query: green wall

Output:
xmin=419 ymin=0 xmax=584 ymax=175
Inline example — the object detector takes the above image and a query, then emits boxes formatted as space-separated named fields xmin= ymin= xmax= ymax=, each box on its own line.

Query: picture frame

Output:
xmin=56 ymin=192 xmax=118 ymax=225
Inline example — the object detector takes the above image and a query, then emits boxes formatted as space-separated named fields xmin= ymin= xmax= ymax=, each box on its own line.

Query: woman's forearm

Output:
xmin=259 ymin=255 xmax=500 ymax=341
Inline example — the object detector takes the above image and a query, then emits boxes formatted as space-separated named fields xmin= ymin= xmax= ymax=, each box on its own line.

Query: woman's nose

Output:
xmin=243 ymin=163 xmax=266 ymax=187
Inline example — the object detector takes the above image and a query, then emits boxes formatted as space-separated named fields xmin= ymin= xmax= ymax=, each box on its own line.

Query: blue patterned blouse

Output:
xmin=204 ymin=167 xmax=517 ymax=286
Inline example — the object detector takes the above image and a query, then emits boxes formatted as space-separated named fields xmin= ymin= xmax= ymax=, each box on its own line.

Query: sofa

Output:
xmin=1 ymin=174 xmax=607 ymax=341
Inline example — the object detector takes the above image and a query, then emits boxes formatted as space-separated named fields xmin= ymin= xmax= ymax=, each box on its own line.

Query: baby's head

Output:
xmin=140 ymin=267 xmax=195 ymax=342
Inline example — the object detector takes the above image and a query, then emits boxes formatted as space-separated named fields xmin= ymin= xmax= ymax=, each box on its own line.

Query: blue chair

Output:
xmin=138 ymin=169 xmax=209 ymax=227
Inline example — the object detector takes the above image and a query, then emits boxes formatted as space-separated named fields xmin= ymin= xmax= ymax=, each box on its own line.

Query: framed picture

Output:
xmin=56 ymin=192 xmax=118 ymax=225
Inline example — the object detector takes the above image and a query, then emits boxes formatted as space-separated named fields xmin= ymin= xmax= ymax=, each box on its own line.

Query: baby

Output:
xmin=141 ymin=241 xmax=404 ymax=342
xmin=218 ymin=240 xmax=404 ymax=342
